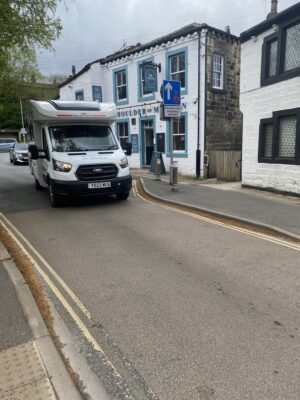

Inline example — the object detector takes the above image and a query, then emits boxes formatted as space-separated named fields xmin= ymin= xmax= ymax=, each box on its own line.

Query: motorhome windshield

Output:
xmin=49 ymin=125 xmax=118 ymax=152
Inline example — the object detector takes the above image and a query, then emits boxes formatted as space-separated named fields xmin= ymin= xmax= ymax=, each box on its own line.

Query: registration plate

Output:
xmin=88 ymin=181 xmax=111 ymax=189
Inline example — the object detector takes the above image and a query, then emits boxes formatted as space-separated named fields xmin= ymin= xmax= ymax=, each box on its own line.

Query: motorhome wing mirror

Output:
xmin=28 ymin=144 xmax=38 ymax=160
xmin=122 ymin=142 xmax=132 ymax=156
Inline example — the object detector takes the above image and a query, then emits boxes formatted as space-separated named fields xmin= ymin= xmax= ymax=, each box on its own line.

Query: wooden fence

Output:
xmin=207 ymin=151 xmax=242 ymax=181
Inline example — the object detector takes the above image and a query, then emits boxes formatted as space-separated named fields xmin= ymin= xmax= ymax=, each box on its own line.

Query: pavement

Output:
xmin=0 ymin=242 xmax=82 ymax=400
xmin=0 ymin=170 xmax=299 ymax=400
xmin=132 ymin=169 xmax=300 ymax=241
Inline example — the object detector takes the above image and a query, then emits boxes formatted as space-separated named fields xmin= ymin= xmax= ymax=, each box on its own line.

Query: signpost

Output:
xmin=161 ymin=80 xmax=181 ymax=189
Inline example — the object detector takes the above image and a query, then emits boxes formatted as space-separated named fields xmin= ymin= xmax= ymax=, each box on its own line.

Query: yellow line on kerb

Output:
xmin=0 ymin=213 xmax=93 ymax=320
xmin=0 ymin=214 xmax=122 ymax=381
xmin=133 ymin=181 xmax=300 ymax=252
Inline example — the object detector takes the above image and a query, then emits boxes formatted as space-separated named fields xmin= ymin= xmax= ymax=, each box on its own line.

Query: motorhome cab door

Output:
xmin=40 ymin=127 xmax=50 ymax=185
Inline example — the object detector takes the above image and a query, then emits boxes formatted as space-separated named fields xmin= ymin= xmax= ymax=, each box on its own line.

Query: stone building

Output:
xmin=59 ymin=23 xmax=242 ymax=177
xmin=240 ymin=2 xmax=300 ymax=195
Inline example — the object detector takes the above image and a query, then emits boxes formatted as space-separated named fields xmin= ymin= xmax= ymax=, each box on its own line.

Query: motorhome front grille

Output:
xmin=76 ymin=164 xmax=118 ymax=181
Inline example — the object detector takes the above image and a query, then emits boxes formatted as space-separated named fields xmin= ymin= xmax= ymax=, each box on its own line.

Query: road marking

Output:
xmin=133 ymin=181 xmax=300 ymax=252
xmin=0 ymin=213 xmax=93 ymax=320
xmin=0 ymin=215 xmax=122 ymax=382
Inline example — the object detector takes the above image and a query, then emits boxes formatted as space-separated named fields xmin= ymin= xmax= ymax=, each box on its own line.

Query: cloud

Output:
xmin=37 ymin=0 xmax=297 ymax=75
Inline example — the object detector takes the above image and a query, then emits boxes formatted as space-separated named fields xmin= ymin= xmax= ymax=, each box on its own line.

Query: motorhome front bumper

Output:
xmin=50 ymin=175 xmax=132 ymax=197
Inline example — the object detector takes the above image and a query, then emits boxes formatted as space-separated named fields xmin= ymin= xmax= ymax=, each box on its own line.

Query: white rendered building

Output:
xmin=240 ymin=2 xmax=300 ymax=195
xmin=60 ymin=23 xmax=241 ymax=177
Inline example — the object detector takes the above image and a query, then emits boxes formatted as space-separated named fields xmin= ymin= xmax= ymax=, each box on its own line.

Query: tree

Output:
xmin=0 ymin=1 xmax=65 ymax=129
xmin=0 ymin=0 xmax=63 ymax=78
xmin=0 ymin=47 xmax=58 ymax=129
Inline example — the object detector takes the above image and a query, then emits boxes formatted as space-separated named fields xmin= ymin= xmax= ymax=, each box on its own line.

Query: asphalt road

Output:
xmin=0 ymin=152 xmax=300 ymax=400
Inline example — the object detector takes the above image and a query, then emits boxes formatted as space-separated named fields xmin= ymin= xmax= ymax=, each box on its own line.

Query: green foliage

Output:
xmin=0 ymin=1 xmax=63 ymax=129
xmin=0 ymin=47 xmax=58 ymax=129
xmin=0 ymin=0 xmax=62 ymax=51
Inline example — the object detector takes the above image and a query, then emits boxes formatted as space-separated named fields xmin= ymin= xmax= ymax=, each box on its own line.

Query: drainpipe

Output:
xmin=196 ymin=29 xmax=207 ymax=178
xmin=196 ymin=31 xmax=201 ymax=177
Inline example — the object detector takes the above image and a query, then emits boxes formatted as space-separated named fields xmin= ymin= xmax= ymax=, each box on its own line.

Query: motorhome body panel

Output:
xmin=28 ymin=100 xmax=132 ymax=204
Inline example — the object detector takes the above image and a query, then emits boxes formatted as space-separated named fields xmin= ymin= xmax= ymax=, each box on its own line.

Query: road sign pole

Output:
xmin=169 ymin=117 xmax=174 ymax=185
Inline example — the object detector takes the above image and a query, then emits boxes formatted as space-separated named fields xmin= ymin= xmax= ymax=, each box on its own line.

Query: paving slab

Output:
xmin=0 ymin=264 xmax=31 ymax=349
xmin=0 ymin=341 xmax=56 ymax=400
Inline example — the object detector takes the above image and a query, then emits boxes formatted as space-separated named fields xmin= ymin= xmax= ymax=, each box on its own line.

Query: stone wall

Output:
xmin=205 ymin=33 xmax=242 ymax=152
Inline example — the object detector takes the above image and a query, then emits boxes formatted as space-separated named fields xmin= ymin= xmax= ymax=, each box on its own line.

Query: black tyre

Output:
xmin=48 ymin=180 xmax=62 ymax=207
xmin=13 ymin=157 xmax=17 ymax=165
xmin=10 ymin=155 xmax=13 ymax=163
xmin=35 ymin=178 xmax=43 ymax=191
xmin=116 ymin=191 xmax=130 ymax=200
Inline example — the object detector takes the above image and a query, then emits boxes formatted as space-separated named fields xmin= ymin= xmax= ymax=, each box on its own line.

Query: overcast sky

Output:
xmin=36 ymin=0 xmax=298 ymax=76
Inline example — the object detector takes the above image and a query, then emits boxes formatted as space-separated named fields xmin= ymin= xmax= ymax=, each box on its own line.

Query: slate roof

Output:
xmin=59 ymin=23 xmax=238 ymax=88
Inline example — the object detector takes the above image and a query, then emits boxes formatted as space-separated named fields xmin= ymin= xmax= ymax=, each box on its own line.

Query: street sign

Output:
xmin=163 ymin=80 xmax=181 ymax=105
xmin=143 ymin=64 xmax=157 ymax=92
xmin=164 ymin=105 xmax=181 ymax=118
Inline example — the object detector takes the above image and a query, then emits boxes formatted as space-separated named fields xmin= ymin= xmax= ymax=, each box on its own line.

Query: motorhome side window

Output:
xmin=49 ymin=125 xmax=119 ymax=152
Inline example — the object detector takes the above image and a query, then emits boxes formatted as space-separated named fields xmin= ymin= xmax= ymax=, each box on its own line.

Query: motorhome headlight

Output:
xmin=118 ymin=157 xmax=128 ymax=169
xmin=53 ymin=159 xmax=72 ymax=172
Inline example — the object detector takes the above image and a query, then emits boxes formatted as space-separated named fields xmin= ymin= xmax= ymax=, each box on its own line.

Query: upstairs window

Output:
xmin=116 ymin=70 xmax=127 ymax=101
xmin=284 ymin=22 xmax=300 ymax=72
xmin=169 ymin=52 xmax=186 ymax=89
xmin=212 ymin=54 xmax=224 ymax=90
xmin=261 ymin=19 xmax=300 ymax=85
xmin=266 ymin=40 xmax=278 ymax=78
xmin=75 ymin=90 xmax=84 ymax=100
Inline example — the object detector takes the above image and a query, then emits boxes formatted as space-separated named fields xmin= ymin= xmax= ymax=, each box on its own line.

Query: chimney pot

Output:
xmin=267 ymin=0 xmax=278 ymax=19
xmin=72 ymin=65 xmax=76 ymax=76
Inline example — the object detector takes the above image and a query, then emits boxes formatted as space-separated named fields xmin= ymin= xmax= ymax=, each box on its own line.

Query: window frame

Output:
xmin=258 ymin=108 xmax=300 ymax=164
xmin=75 ymin=90 xmax=84 ymax=101
xmin=166 ymin=112 xmax=188 ymax=158
xmin=113 ymin=66 xmax=129 ymax=105
xmin=166 ymin=47 xmax=188 ymax=95
xmin=116 ymin=119 xmax=130 ymax=148
xmin=261 ymin=17 xmax=300 ymax=86
xmin=212 ymin=53 xmax=225 ymax=91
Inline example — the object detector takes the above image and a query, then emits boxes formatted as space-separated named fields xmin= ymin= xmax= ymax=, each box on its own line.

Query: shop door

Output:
xmin=142 ymin=120 xmax=154 ymax=166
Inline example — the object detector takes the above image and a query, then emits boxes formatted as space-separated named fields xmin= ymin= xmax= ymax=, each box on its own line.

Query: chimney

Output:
xmin=225 ymin=26 xmax=231 ymax=34
xmin=72 ymin=65 xmax=76 ymax=76
xmin=267 ymin=0 xmax=278 ymax=19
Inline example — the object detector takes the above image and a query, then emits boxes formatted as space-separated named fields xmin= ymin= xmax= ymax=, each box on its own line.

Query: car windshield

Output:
xmin=15 ymin=143 xmax=28 ymax=150
xmin=49 ymin=125 xmax=118 ymax=152
xmin=0 ymin=139 xmax=15 ymax=144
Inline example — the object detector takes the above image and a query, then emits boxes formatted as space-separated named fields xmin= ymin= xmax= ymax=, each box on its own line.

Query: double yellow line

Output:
xmin=0 ymin=213 xmax=123 ymax=383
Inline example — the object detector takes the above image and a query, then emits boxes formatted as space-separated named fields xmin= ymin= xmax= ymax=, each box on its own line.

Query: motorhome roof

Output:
xmin=49 ymin=100 xmax=101 ymax=111
xmin=29 ymin=100 xmax=117 ymax=124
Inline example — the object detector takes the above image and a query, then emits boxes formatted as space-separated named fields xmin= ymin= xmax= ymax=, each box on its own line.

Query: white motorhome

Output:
xmin=28 ymin=100 xmax=132 ymax=206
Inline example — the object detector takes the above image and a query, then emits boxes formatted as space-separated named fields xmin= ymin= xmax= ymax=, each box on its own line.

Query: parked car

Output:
xmin=9 ymin=142 xmax=29 ymax=164
xmin=0 ymin=138 xmax=16 ymax=152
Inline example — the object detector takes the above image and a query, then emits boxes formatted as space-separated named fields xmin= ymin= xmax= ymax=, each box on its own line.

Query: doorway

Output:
xmin=142 ymin=119 xmax=154 ymax=166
